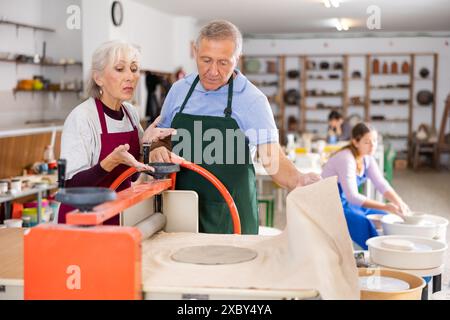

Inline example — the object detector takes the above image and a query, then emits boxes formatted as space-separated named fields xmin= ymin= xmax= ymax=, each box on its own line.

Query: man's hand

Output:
xmin=296 ymin=172 xmax=322 ymax=188
xmin=150 ymin=146 xmax=184 ymax=164
xmin=258 ymin=143 xmax=322 ymax=191
xmin=143 ymin=116 xmax=177 ymax=144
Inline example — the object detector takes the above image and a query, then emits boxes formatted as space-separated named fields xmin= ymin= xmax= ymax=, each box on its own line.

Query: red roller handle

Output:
xmin=109 ymin=161 xmax=241 ymax=234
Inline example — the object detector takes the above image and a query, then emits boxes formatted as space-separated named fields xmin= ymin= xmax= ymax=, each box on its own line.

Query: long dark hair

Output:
xmin=337 ymin=122 xmax=373 ymax=172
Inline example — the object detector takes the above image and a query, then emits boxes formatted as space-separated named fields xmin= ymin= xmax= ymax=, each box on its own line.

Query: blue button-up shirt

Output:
xmin=158 ymin=70 xmax=279 ymax=157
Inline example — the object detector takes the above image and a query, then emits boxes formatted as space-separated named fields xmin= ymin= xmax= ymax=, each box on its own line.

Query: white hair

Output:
xmin=195 ymin=20 xmax=243 ymax=58
xmin=86 ymin=40 xmax=141 ymax=98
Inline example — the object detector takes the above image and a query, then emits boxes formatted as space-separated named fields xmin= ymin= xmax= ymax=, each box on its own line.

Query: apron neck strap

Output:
xmin=95 ymin=98 xmax=108 ymax=134
xmin=95 ymin=98 xmax=135 ymax=134
xmin=179 ymin=74 xmax=234 ymax=118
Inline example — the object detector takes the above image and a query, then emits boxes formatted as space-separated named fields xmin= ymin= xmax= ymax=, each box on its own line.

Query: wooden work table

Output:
xmin=0 ymin=228 xmax=24 ymax=281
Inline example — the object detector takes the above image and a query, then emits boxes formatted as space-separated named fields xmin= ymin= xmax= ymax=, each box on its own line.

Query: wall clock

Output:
xmin=111 ymin=1 xmax=123 ymax=27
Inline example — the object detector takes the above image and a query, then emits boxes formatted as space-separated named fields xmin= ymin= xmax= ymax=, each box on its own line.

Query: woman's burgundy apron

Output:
xmin=57 ymin=98 xmax=140 ymax=225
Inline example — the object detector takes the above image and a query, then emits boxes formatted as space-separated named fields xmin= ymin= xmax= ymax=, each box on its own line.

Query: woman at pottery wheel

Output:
xmin=58 ymin=40 xmax=177 ymax=224
xmin=322 ymin=123 xmax=410 ymax=249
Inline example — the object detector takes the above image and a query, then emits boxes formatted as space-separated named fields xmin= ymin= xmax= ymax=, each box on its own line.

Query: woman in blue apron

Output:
xmin=322 ymin=123 xmax=410 ymax=249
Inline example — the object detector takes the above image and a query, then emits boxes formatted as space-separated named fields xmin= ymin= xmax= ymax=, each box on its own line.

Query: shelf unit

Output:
xmin=240 ymin=55 xmax=286 ymax=142
xmin=1 ymin=21 xmax=83 ymax=100
xmin=0 ymin=58 xmax=82 ymax=67
xmin=0 ymin=19 xmax=55 ymax=34
xmin=241 ymin=52 xmax=438 ymax=153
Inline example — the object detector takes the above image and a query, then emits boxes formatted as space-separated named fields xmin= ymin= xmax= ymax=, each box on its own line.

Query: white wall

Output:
xmin=81 ymin=0 xmax=199 ymax=119
xmin=243 ymin=37 xmax=450 ymax=152
xmin=0 ymin=0 xmax=82 ymax=127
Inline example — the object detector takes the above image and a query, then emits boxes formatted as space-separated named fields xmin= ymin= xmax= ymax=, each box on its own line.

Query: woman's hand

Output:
xmin=143 ymin=116 xmax=177 ymax=144
xmin=101 ymin=144 xmax=154 ymax=172
xmin=384 ymin=202 xmax=403 ymax=217
xmin=396 ymin=201 xmax=411 ymax=216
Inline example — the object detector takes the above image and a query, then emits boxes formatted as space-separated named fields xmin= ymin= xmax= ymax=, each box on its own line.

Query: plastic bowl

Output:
xmin=366 ymin=235 xmax=447 ymax=269
xmin=381 ymin=213 xmax=448 ymax=241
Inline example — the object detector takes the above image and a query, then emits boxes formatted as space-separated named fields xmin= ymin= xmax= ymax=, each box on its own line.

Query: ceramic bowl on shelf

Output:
xmin=397 ymin=99 xmax=409 ymax=105
xmin=244 ymin=59 xmax=261 ymax=74
xmin=419 ymin=68 xmax=430 ymax=79
xmin=416 ymin=90 xmax=433 ymax=106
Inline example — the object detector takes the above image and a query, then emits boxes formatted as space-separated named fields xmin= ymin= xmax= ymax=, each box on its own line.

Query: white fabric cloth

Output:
xmin=141 ymin=177 xmax=359 ymax=300
xmin=60 ymin=97 xmax=144 ymax=179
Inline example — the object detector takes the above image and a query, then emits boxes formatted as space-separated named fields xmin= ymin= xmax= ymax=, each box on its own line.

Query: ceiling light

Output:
xmin=323 ymin=0 xmax=340 ymax=8
xmin=334 ymin=18 xmax=349 ymax=31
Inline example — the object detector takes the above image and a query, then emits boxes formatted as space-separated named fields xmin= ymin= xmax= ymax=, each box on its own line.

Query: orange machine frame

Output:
xmin=24 ymin=160 xmax=242 ymax=300
xmin=24 ymin=179 xmax=172 ymax=300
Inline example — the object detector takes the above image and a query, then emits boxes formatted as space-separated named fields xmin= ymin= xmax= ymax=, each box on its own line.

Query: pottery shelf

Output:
xmin=241 ymin=52 xmax=438 ymax=152
xmin=371 ymin=119 xmax=409 ymax=123
xmin=0 ymin=19 xmax=55 ymax=33
xmin=0 ymin=58 xmax=82 ymax=67
xmin=12 ymin=88 xmax=83 ymax=100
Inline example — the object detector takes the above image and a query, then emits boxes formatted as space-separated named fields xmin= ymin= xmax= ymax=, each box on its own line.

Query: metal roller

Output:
xmin=136 ymin=212 xmax=166 ymax=240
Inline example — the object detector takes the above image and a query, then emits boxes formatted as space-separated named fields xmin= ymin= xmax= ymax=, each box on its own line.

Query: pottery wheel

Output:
xmin=171 ymin=245 xmax=258 ymax=265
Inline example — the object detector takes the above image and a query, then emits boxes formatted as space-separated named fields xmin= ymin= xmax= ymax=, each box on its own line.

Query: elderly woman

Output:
xmin=58 ymin=40 xmax=176 ymax=224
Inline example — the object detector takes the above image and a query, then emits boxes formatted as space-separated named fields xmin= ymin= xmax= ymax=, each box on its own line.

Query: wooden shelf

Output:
xmin=305 ymin=94 xmax=343 ymax=98
xmin=242 ymin=52 xmax=437 ymax=152
xmin=306 ymin=69 xmax=343 ymax=73
xmin=13 ymin=88 xmax=82 ymax=94
xmin=371 ymin=73 xmax=410 ymax=76
xmin=246 ymin=73 xmax=278 ymax=76
xmin=371 ymin=119 xmax=409 ymax=123
xmin=0 ymin=58 xmax=82 ymax=67
xmin=306 ymin=78 xmax=342 ymax=81
xmin=383 ymin=135 xmax=409 ymax=140
xmin=370 ymin=104 xmax=409 ymax=107
xmin=306 ymin=120 xmax=328 ymax=124
xmin=0 ymin=19 xmax=55 ymax=33
xmin=370 ymin=87 xmax=411 ymax=90
xmin=306 ymin=106 xmax=342 ymax=110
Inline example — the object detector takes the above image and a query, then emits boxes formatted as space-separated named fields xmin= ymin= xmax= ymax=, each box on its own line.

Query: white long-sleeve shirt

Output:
xmin=60 ymin=97 xmax=144 ymax=180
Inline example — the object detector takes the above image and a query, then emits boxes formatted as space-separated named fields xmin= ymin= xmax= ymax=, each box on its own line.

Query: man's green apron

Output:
xmin=170 ymin=75 xmax=258 ymax=234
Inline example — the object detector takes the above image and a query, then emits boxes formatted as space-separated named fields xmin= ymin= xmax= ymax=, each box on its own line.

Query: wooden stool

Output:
xmin=411 ymin=138 xmax=438 ymax=170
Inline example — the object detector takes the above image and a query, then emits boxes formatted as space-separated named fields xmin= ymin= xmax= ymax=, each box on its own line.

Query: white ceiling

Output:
xmin=138 ymin=0 xmax=450 ymax=37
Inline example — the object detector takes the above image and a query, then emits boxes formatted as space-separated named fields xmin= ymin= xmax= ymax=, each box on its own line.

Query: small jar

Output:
xmin=22 ymin=216 xmax=31 ymax=228
xmin=0 ymin=179 xmax=8 ymax=194
xmin=10 ymin=179 xmax=22 ymax=193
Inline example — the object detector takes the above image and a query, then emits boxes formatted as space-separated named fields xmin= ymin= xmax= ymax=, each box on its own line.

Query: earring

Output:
xmin=99 ymin=87 xmax=103 ymax=96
